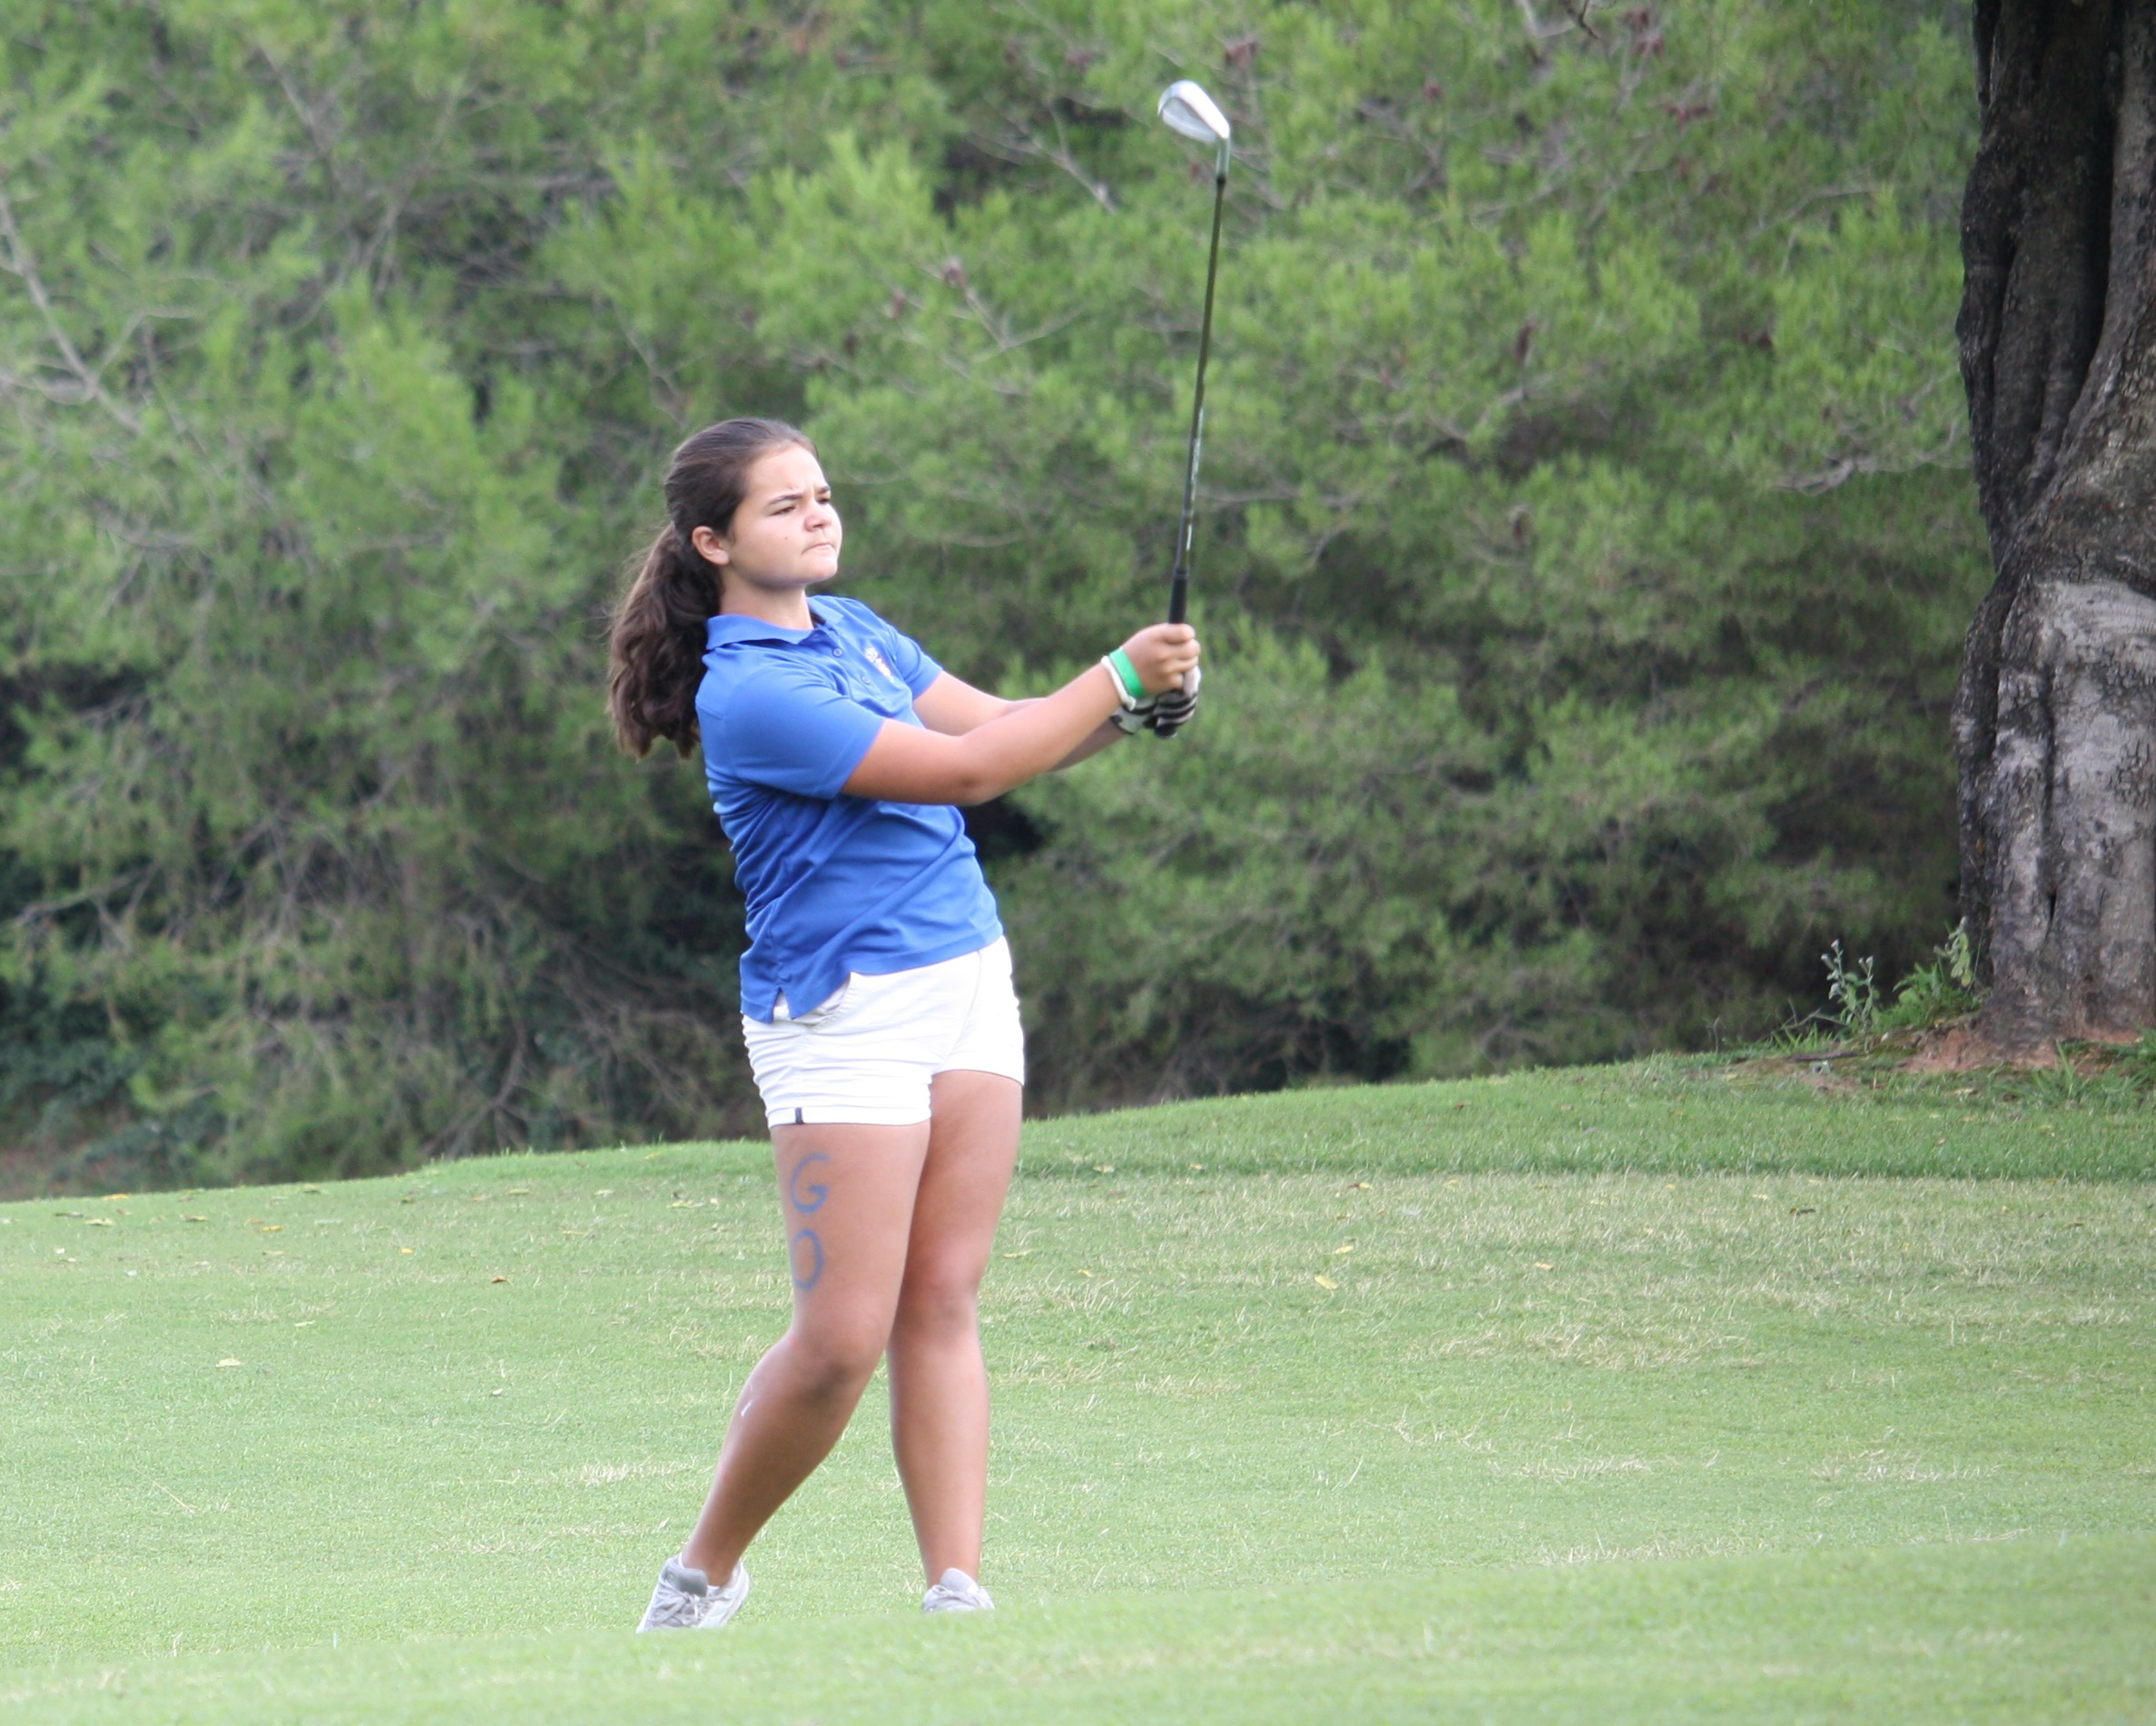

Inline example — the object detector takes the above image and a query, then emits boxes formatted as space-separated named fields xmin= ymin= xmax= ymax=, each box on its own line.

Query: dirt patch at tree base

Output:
xmin=1900 ymin=1026 xmax=2049 ymax=1072
xmin=1899 ymin=1024 xmax=2145 ymax=1073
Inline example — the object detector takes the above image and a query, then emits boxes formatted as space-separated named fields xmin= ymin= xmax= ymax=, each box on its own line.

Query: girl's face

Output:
xmin=693 ymin=444 xmax=842 ymax=596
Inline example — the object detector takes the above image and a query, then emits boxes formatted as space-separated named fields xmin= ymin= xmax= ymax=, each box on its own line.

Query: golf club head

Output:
xmin=1158 ymin=80 xmax=1232 ymax=165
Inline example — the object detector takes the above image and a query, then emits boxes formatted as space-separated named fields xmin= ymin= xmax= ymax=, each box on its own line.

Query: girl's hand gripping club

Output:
xmin=1153 ymin=79 xmax=1231 ymax=741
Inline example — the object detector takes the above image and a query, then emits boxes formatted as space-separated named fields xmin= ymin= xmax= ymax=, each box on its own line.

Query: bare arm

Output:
xmin=1053 ymin=717 xmax=1126 ymax=768
xmin=911 ymin=673 xmax=1017 ymax=735
xmin=911 ymin=672 xmax=1122 ymax=769
xmin=845 ymin=625 xmax=1198 ymax=804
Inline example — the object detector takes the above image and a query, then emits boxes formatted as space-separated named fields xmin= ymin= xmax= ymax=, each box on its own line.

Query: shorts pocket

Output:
xmin=789 ymin=975 xmax=858 ymax=1027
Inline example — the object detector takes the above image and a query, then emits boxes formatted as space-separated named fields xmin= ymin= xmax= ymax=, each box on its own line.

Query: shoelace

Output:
xmin=646 ymin=1570 xmax=707 ymax=1628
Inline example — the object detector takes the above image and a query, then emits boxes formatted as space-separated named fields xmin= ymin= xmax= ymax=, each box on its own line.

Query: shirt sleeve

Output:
xmin=707 ymin=661 xmax=887 ymax=799
xmin=880 ymin=619 xmax=943 ymax=697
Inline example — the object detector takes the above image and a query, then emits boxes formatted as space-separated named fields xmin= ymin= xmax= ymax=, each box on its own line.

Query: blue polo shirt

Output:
xmin=695 ymin=596 xmax=1003 ymax=1022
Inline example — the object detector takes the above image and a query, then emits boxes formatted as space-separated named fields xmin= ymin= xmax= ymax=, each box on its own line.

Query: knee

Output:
xmin=784 ymin=1319 xmax=887 ymax=1400
xmin=893 ymin=1273 xmax=979 ymax=1346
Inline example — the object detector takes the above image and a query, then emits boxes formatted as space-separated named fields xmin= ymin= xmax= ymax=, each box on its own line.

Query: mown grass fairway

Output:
xmin=4 ymin=1061 xmax=2152 ymax=1721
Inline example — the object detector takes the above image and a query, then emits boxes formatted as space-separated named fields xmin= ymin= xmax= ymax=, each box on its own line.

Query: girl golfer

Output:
xmin=607 ymin=418 xmax=1199 ymax=1629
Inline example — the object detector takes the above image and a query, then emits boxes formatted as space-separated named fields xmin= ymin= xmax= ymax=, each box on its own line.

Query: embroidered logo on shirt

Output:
xmin=862 ymin=645 xmax=901 ymax=685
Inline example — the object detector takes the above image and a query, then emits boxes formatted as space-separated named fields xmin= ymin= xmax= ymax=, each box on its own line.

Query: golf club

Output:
xmin=1152 ymin=79 xmax=1231 ymax=740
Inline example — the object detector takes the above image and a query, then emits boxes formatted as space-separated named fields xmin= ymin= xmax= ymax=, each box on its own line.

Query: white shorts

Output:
xmin=742 ymin=937 xmax=1027 ymax=1128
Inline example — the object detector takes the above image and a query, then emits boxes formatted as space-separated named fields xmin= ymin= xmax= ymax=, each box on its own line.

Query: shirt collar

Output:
xmin=704 ymin=604 xmax=832 ymax=650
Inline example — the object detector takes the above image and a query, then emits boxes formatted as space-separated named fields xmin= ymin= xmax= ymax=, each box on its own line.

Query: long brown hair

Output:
xmin=608 ymin=417 xmax=818 ymax=758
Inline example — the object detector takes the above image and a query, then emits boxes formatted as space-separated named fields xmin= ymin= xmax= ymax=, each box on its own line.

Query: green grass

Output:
xmin=4 ymin=1062 xmax=2152 ymax=1721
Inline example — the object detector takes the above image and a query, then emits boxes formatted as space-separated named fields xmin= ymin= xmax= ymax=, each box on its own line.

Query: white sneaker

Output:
xmin=921 ymin=1568 xmax=994 ymax=1613
xmin=637 ymin=1554 xmax=751 ymax=1631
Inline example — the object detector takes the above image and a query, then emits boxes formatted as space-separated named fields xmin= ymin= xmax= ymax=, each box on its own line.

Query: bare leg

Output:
xmin=888 ymin=1070 xmax=1022 ymax=1583
xmin=679 ymin=1120 xmax=930 ymax=1581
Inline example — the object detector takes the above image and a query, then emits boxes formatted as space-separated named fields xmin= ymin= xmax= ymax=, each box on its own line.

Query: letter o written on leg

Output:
xmin=790 ymin=1228 xmax=824 ymax=1291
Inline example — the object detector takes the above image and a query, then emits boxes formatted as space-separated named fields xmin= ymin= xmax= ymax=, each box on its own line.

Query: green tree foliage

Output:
xmin=0 ymin=1 xmax=1984 ymax=1183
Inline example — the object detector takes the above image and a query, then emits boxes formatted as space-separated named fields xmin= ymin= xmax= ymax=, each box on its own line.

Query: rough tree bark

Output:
xmin=1955 ymin=0 xmax=2156 ymax=1055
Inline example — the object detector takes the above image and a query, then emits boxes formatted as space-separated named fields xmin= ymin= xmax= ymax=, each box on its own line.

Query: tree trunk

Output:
xmin=1955 ymin=0 xmax=2156 ymax=1055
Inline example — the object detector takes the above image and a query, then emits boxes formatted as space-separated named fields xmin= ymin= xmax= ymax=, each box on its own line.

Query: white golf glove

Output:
xmin=1110 ymin=694 xmax=1157 ymax=735
xmin=1147 ymin=666 xmax=1202 ymax=736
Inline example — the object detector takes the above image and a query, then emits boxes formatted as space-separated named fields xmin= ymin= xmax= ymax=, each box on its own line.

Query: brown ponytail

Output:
xmin=608 ymin=417 xmax=818 ymax=758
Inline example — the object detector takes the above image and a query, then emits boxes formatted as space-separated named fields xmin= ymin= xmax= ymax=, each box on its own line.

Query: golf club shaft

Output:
xmin=1153 ymin=160 xmax=1226 ymax=743
xmin=1167 ymin=163 xmax=1227 ymax=629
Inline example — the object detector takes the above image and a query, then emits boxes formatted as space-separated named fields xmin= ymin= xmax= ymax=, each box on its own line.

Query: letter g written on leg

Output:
xmin=788 ymin=1151 xmax=832 ymax=1214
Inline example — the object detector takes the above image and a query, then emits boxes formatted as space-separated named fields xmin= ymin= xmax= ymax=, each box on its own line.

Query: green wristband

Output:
xmin=1107 ymin=647 xmax=1145 ymax=704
